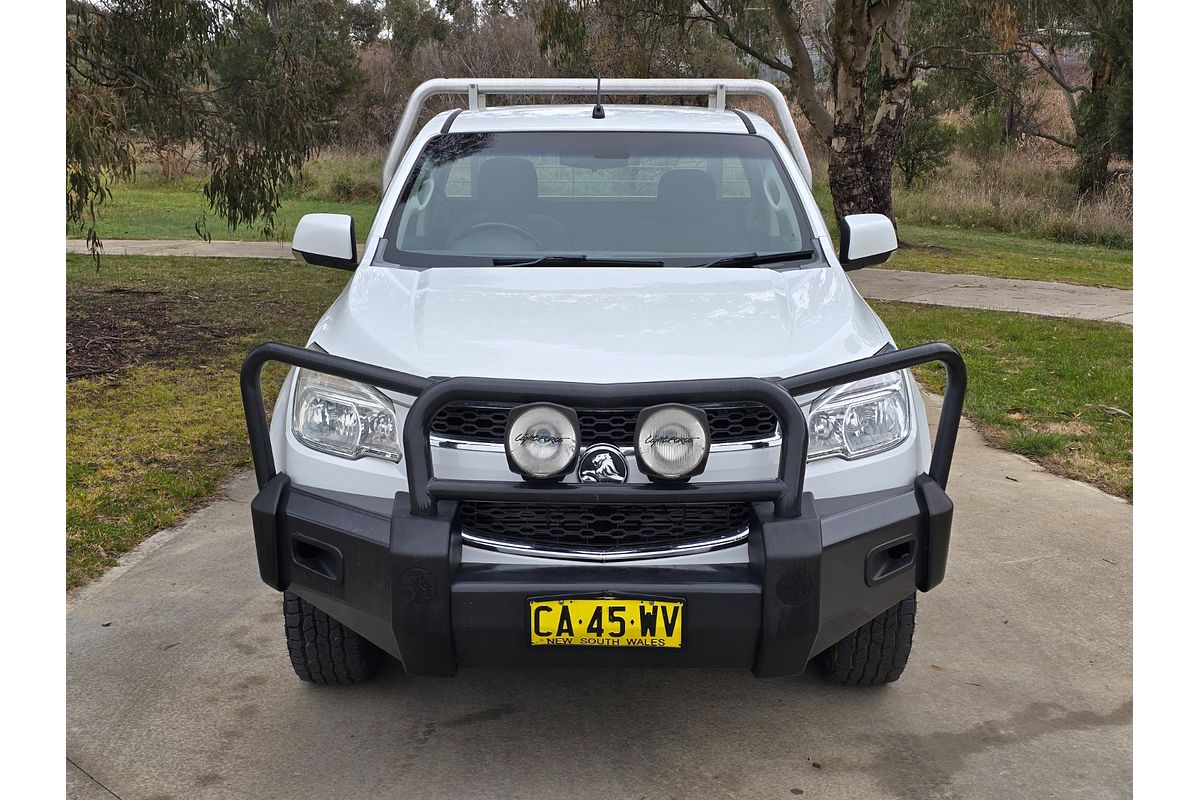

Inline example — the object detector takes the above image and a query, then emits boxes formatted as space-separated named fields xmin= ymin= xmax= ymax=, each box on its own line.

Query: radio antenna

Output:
xmin=592 ymin=76 xmax=605 ymax=119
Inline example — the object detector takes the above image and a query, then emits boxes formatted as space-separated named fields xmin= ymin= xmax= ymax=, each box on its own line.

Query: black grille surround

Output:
xmin=458 ymin=501 xmax=752 ymax=552
xmin=431 ymin=402 xmax=778 ymax=446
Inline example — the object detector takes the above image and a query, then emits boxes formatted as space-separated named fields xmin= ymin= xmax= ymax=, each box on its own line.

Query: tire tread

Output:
xmin=283 ymin=590 xmax=380 ymax=685
xmin=816 ymin=593 xmax=916 ymax=686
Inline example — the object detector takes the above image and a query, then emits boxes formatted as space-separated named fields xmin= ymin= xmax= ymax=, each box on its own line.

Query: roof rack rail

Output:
xmin=381 ymin=78 xmax=813 ymax=192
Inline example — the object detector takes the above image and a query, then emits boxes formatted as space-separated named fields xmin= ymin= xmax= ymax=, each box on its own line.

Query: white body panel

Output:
xmin=291 ymin=213 xmax=356 ymax=264
xmin=840 ymin=213 xmax=898 ymax=266
xmin=275 ymin=99 xmax=933 ymax=565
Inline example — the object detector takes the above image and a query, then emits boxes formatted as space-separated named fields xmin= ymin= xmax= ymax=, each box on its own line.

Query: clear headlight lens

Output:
xmin=505 ymin=404 xmax=580 ymax=480
xmin=807 ymin=371 xmax=911 ymax=461
xmin=635 ymin=404 xmax=711 ymax=481
xmin=291 ymin=368 xmax=401 ymax=462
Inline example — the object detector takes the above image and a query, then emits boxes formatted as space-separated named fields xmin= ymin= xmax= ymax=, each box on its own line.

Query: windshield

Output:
xmin=375 ymin=131 xmax=817 ymax=268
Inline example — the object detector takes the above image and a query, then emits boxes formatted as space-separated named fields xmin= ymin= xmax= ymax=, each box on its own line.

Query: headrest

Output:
xmin=657 ymin=169 xmax=717 ymax=206
xmin=476 ymin=157 xmax=538 ymax=207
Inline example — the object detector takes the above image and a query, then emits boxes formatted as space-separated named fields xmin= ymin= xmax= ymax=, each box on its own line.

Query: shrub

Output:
xmin=281 ymin=168 xmax=317 ymax=200
xmin=897 ymin=116 xmax=957 ymax=188
xmin=958 ymin=111 xmax=1007 ymax=164
xmin=328 ymin=172 xmax=378 ymax=203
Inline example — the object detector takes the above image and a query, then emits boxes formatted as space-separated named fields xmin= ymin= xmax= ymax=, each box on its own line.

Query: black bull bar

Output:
xmin=240 ymin=341 xmax=966 ymax=677
xmin=241 ymin=341 xmax=965 ymax=513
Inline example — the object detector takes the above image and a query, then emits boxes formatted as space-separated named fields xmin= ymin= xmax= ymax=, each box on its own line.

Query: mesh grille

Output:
xmin=431 ymin=403 xmax=778 ymax=446
xmin=458 ymin=502 xmax=751 ymax=550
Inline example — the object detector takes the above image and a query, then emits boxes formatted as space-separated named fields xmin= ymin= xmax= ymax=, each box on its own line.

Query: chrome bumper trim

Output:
xmin=430 ymin=433 xmax=782 ymax=455
xmin=460 ymin=526 xmax=751 ymax=562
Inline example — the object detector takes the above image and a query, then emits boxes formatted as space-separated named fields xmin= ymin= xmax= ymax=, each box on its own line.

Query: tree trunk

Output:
xmin=829 ymin=145 xmax=896 ymax=219
xmin=1074 ymin=42 xmax=1115 ymax=196
xmin=825 ymin=0 xmax=911 ymax=222
xmin=702 ymin=0 xmax=915 ymax=222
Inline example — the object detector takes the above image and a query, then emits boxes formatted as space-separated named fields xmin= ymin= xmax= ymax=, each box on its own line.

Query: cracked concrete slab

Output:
xmin=67 ymin=239 xmax=1132 ymax=325
xmin=66 ymin=400 xmax=1131 ymax=800
xmin=67 ymin=759 xmax=117 ymax=800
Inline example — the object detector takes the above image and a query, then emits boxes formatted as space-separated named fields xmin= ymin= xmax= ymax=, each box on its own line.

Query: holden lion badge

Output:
xmin=577 ymin=444 xmax=629 ymax=483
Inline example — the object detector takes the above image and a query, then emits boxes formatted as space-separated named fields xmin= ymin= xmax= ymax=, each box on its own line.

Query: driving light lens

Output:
xmin=808 ymin=371 xmax=911 ymax=461
xmin=635 ymin=404 xmax=710 ymax=481
xmin=505 ymin=404 xmax=580 ymax=480
xmin=291 ymin=368 xmax=401 ymax=462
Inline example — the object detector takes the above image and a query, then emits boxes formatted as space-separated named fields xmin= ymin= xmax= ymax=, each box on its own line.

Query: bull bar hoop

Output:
xmin=240 ymin=342 xmax=966 ymax=520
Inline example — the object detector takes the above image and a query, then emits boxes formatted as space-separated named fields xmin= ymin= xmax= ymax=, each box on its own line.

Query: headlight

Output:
xmin=635 ymin=404 xmax=711 ymax=481
xmin=807 ymin=371 xmax=911 ymax=461
xmin=291 ymin=368 xmax=402 ymax=462
xmin=505 ymin=403 xmax=580 ymax=480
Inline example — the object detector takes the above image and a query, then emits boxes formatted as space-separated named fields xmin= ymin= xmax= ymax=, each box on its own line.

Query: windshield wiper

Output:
xmin=492 ymin=255 xmax=665 ymax=267
xmin=695 ymin=249 xmax=815 ymax=269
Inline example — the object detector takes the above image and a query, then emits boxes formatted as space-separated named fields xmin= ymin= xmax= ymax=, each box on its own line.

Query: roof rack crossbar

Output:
xmin=381 ymin=78 xmax=812 ymax=191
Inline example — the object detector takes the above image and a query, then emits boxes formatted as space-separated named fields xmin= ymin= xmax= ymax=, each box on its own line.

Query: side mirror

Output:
xmin=838 ymin=213 xmax=897 ymax=270
xmin=292 ymin=213 xmax=357 ymax=270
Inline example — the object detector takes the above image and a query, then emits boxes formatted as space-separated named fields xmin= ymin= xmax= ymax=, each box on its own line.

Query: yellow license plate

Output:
xmin=528 ymin=597 xmax=684 ymax=648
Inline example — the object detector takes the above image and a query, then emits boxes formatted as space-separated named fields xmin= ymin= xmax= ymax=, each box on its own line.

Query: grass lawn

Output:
xmin=77 ymin=176 xmax=379 ymax=243
xmin=875 ymin=302 xmax=1132 ymax=499
xmin=888 ymin=225 xmax=1132 ymax=289
xmin=66 ymin=254 xmax=349 ymax=588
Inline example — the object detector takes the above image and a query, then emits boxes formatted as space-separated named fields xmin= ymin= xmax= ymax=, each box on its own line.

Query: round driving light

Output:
xmin=635 ymin=404 xmax=710 ymax=481
xmin=504 ymin=403 xmax=580 ymax=480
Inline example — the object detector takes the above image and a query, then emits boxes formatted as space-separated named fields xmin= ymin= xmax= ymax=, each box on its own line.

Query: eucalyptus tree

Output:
xmin=67 ymin=0 xmax=363 ymax=256
xmin=538 ymin=0 xmax=923 ymax=222
xmin=910 ymin=0 xmax=1132 ymax=194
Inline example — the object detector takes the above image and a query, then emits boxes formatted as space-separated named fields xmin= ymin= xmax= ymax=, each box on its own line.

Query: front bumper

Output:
xmin=242 ymin=342 xmax=965 ymax=677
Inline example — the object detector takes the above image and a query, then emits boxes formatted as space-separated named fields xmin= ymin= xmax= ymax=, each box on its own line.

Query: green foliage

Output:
xmin=65 ymin=77 xmax=136 ymax=262
xmin=204 ymin=1 xmax=363 ymax=236
xmin=328 ymin=172 xmax=378 ymax=202
xmin=66 ymin=0 xmax=364 ymax=252
xmin=915 ymin=0 xmax=1133 ymax=196
xmin=535 ymin=0 xmax=750 ymax=80
xmin=345 ymin=0 xmax=385 ymax=44
xmin=1072 ymin=0 xmax=1133 ymax=194
xmin=957 ymin=111 xmax=1007 ymax=163
xmin=383 ymin=0 xmax=451 ymax=58
xmin=896 ymin=85 xmax=956 ymax=188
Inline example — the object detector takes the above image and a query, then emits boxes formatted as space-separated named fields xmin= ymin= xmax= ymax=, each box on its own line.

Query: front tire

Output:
xmin=283 ymin=590 xmax=382 ymax=685
xmin=815 ymin=592 xmax=916 ymax=686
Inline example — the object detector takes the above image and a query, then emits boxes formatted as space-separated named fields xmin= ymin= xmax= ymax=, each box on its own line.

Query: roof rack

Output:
xmin=381 ymin=78 xmax=813 ymax=192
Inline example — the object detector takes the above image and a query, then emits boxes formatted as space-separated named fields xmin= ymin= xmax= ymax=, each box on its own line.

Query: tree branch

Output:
xmin=1027 ymin=129 xmax=1077 ymax=149
xmin=1019 ymin=39 xmax=1080 ymax=124
xmin=1021 ymin=40 xmax=1085 ymax=93
xmin=764 ymin=0 xmax=835 ymax=139
xmin=691 ymin=1 xmax=797 ymax=78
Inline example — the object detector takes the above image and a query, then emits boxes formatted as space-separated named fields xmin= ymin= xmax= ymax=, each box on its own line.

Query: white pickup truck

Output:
xmin=240 ymin=78 xmax=965 ymax=687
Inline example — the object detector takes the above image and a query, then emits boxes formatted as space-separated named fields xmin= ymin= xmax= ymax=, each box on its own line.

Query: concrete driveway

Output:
xmin=66 ymin=410 xmax=1131 ymax=800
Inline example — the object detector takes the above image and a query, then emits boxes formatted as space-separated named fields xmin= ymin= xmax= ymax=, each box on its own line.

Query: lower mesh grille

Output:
xmin=458 ymin=502 xmax=751 ymax=551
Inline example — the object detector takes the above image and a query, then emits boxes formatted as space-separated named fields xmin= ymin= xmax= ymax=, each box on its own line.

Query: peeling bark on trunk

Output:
xmin=711 ymin=0 xmax=915 ymax=224
xmin=824 ymin=0 xmax=912 ymax=222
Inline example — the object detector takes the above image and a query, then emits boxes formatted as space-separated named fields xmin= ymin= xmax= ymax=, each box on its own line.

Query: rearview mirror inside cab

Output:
xmin=838 ymin=213 xmax=897 ymax=270
xmin=293 ymin=213 xmax=357 ymax=270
